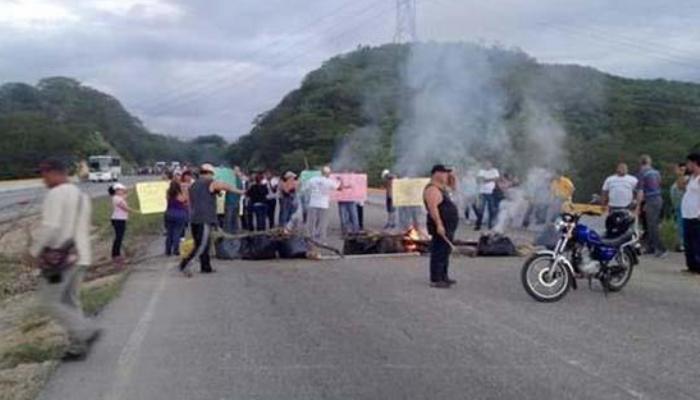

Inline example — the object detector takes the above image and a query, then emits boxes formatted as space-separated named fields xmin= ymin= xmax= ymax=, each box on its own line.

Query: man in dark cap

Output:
xmin=423 ymin=164 xmax=460 ymax=288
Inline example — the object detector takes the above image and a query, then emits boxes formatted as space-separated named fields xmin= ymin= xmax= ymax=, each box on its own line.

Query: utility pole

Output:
xmin=394 ymin=0 xmax=417 ymax=43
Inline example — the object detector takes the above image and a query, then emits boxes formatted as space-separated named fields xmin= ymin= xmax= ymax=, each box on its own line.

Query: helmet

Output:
xmin=605 ymin=211 xmax=634 ymax=238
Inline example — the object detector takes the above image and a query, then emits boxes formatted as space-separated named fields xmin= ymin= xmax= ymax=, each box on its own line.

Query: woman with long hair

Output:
xmin=164 ymin=180 xmax=189 ymax=256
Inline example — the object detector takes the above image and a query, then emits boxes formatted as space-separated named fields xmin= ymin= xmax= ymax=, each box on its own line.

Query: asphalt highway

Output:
xmin=0 ymin=176 xmax=156 ymax=222
xmin=38 ymin=203 xmax=700 ymax=400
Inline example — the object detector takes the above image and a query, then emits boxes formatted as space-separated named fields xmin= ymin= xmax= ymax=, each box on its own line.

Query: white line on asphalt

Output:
xmin=105 ymin=264 xmax=169 ymax=400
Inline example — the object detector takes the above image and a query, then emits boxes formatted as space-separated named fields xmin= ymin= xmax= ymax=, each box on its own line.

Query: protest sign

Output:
xmin=215 ymin=167 xmax=238 ymax=187
xmin=300 ymin=170 xmax=321 ymax=186
xmin=135 ymin=181 xmax=169 ymax=214
xmin=330 ymin=173 xmax=367 ymax=202
xmin=392 ymin=178 xmax=430 ymax=207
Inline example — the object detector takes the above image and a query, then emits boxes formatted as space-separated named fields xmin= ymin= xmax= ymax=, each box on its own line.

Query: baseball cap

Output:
xmin=430 ymin=164 xmax=453 ymax=174
xmin=200 ymin=163 xmax=216 ymax=174
xmin=112 ymin=183 xmax=127 ymax=191
xmin=283 ymin=171 xmax=297 ymax=179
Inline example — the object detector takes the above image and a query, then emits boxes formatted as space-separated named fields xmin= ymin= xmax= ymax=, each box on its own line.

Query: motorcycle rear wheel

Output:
xmin=521 ymin=254 xmax=571 ymax=302
xmin=601 ymin=249 xmax=634 ymax=292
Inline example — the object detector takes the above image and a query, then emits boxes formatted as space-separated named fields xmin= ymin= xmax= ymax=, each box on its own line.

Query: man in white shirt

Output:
xmin=475 ymin=161 xmax=500 ymax=230
xmin=681 ymin=153 xmax=700 ymax=273
xmin=29 ymin=159 xmax=99 ymax=358
xmin=602 ymin=163 xmax=638 ymax=211
xmin=306 ymin=166 xmax=341 ymax=242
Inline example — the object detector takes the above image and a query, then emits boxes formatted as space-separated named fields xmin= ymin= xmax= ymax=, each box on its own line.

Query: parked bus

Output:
xmin=88 ymin=155 xmax=121 ymax=182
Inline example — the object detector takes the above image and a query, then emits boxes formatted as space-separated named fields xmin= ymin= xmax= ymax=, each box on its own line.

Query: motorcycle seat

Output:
xmin=600 ymin=231 xmax=634 ymax=247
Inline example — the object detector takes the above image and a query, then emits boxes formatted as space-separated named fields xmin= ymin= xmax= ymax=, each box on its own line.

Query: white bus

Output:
xmin=88 ymin=155 xmax=122 ymax=182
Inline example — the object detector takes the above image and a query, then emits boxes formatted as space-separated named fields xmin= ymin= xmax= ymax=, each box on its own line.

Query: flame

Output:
xmin=403 ymin=226 xmax=422 ymax=252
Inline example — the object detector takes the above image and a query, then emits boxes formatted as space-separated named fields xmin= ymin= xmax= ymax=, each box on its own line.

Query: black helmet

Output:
xmin=605 ymin=211 xmax=634 ymax=238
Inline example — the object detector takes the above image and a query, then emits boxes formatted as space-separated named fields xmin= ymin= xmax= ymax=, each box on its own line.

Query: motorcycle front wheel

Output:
xmin=521 ymin=254 xmax=571 ymax=302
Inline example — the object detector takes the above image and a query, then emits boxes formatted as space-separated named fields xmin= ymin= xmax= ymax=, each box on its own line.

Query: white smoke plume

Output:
xmin=393 ymin=43 xmax=512 ymax=177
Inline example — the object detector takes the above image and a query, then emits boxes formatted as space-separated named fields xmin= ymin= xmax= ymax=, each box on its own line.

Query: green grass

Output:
xmin=0 ymin=342 xmax=65 ymax=369
xmin=661 ymin=218 xmax=682 ymax=251
xmin=80 ymin=274 xmax=128 ymax=316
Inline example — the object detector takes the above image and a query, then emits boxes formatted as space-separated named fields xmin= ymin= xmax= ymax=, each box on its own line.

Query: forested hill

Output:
xmin=0 ymin=77 xmax=225 ymax=179
xmin=227 ymin=43 xmax=700 ymax=197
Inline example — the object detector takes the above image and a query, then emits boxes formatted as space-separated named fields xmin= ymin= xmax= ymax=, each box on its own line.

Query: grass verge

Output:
xmin=0 ymin=193 xmax=165 ymax=399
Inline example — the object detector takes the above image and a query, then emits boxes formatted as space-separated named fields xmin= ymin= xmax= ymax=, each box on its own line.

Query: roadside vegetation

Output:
xmin=0 ymin=194 xmax=164 ymax=400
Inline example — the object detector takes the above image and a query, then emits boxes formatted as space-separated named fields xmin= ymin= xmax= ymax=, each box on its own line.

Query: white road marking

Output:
xmin=105 ymin=265 xmax=169 ymax=400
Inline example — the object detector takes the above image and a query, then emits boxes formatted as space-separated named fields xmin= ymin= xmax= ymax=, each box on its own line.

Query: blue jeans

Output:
xmin=164 ymin=214 xmax=187 ymax=255
xmin=223 ymin=195 xmax=240 ymax=234
xmin=250 ymin=203 xmax=268 ymax=231
xmin=475 ymin=193 xmax=497 ymax=229
xmin=279 ymin=196 xmax=296 ymax=227
xmin=338 ymin=202 xmax=360 ymax=234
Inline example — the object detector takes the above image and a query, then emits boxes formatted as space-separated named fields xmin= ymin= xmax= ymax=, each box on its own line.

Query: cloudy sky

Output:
xmin=1 ymin=0 xmax=699 ymax=140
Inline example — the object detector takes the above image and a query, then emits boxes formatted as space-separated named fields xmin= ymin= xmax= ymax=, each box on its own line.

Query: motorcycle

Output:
xmin=521 ymin=211 xmax=641 ymax=302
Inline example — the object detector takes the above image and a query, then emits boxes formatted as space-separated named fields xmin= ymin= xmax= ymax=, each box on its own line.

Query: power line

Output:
xmin=130 ymin=0 xmax=387 ymax=116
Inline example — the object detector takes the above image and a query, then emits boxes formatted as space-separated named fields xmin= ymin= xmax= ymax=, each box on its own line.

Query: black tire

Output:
xmin=602 ymin=249 xmax=635 ymax=292
xmin=521 ymin=253 xmax=571 ymax=303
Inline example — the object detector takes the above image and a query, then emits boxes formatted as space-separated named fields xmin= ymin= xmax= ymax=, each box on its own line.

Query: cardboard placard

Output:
xmin=135 ymin=181 xmax=169 ymax=214
xmin=330 ymin=173 xmax=367 ymax=202
xmin=392 ymin=178 xmax=430 ymax=207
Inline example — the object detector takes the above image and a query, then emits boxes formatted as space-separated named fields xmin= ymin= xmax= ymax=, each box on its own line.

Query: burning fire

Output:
xmin=403 ymin=226 xmax=423 ymax=253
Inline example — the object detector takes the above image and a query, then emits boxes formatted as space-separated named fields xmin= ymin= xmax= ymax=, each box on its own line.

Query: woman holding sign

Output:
xmin=109 ymin=183 xmax=140 ymax=266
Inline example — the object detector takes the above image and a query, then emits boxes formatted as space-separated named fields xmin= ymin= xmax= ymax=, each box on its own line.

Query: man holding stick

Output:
xmin=424 ymin=165 xmax=460 ymax=289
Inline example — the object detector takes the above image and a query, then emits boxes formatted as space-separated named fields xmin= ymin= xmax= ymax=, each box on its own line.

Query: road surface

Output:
xmin=0 ymin=176 xmax=156 ymax=222
xmin=39 ymin=204 xmax=700 ymax=400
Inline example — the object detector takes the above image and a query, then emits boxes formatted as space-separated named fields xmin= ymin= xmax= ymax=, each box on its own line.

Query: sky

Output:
xmin=1 ymin=0 xmax=699 ymax=140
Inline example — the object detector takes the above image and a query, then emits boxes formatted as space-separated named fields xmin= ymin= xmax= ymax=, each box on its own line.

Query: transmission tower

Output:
xmin=394 ymin=0 xmax=417 ymax=43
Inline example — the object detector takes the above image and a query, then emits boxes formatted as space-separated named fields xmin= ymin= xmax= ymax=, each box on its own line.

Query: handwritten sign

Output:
xmin=215 ymin=167 xmax=238 ymax=187
xmin=135 ymin=181 xmax=169 ymax=214
xmin=392 ymin=178 xmax=430 ymax=207
xmin=330 ymin=173 xmax=367 ymax=202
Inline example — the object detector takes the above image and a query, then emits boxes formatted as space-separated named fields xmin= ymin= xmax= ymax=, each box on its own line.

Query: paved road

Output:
xmin=0 ymin=176 xmax=156 ymax=222
xmin=39 ymin=204 xmax=700 ymax=400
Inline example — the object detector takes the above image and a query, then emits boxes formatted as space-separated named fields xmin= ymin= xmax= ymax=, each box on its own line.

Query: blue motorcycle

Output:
xmin=522 ymin=211 xmax=641 ymax=302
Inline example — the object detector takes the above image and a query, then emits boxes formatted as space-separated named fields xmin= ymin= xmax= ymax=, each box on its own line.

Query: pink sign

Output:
xmin=330 ymin=173 xmax=367 ymax=202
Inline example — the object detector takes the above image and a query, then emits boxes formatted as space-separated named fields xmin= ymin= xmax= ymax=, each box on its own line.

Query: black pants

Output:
xmin=357 ymin=203 xmax=364 ymax=230
xmin=429 ymin=233 xmax=453 ymax=283
xmin=266 ymin=199 xmax=277 ymax=228
xmin=180 ymin=223 xmax=213 ymax=272
xmin=111 ymin=219 xmax=126 ymax=258
xmin=684 ymin=219 xmax=700 ymax=273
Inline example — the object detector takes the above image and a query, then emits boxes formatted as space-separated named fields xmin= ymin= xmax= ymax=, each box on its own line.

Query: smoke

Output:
xmin=393 ymin=43 xmax=512 ymax=176
xmin=392 ymin=42 xmax=576 ymax=178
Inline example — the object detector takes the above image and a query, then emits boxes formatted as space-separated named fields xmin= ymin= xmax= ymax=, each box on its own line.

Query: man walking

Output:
xmin=30 ymin=159 xmax=99 ymax=358
xmin=636 ymin=155 xmax=667 ymax=257
xmin=179 ymin=164 xmax=244 ymax=276
xmin=475 ymin=160 xmax=499 ymax=230
xmin=306 ymin=166 xmax=341 ymax=242
xmin=681 ymin=153 xmax=700 ymax=273
xmin=602 ymin=163 xmax=638 ymax=211
xmin=424 ymin=165 xmax=460 ymax=288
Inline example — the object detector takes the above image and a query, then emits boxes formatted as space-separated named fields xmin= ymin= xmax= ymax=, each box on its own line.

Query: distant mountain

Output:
xmin=227 ymin=43 xmax=700 ymax=198
xmin=0 ymin=77 xmax=225 ymax=179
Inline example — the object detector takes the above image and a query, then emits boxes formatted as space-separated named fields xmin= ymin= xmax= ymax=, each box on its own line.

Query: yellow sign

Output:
xmin=135 ymin=181 xmax=169 ymax=214
xmin=392 ymin=178 xmax=430 ymax=207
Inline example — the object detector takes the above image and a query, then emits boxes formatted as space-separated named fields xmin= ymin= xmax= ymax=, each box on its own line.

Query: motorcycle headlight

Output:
xmin=554 ymin=219 xmax=567 ymax=231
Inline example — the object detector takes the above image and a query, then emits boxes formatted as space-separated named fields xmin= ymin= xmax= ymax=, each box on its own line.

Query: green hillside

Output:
xmin=227 ymin=43 xmax=700 ymax=198
xmin=0 ymin=77 xmax=225 ymax=179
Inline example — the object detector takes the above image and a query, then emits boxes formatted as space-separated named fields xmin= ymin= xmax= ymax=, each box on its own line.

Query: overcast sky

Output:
xmin=1 ymin=0 xmax=699 ymax=140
